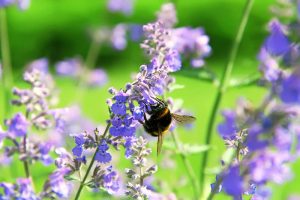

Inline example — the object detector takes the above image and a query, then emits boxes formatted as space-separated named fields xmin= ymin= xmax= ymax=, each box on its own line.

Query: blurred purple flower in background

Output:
xmin=172 ymin=27 xmax=211 ymax=68
xmin=86 ymin=69 xmax=108 ymax=87
xmin=0 ymin=0 xmax=29 ymax=10
xmin=107 ymin=0 xmax=134 ymax=15
xmin=55 ymin=58 xmax=81 ymax=77
xmin=111 ymin=24 xmax=128 ymax=50
xmin=264 ymin=19 xmax=290 ymax=56
xmin=280 ymin=70 xmax=300 ymax=104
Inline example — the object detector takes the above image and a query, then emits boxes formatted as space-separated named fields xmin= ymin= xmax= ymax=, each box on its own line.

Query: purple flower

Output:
xmin=5 ymin=113 xmax=28 ymax=138
xmin=0 ymin=178 xmax=37 ymax=199
xmin=0 ymin=182 xmax=14 ymax=197
xmin=17 ymin=0 xmax=30 ymax=10
xmin=91 ymin=165 xmax=120 ymax=194
xmin=172 ymin=27 xmax=211 ymax=68
xmin=55 ymin=58 xmax=81 ymax=77
xmin=102 ymin=166 xmax=120 ymax=193
xmin=95 ymin=139 xmax=112 ymax=163
xmin=107 ymin=0 xmax=134 ymax=15
xmin=264 ymin=19 xmax=290 ymax=56
xmin=72 ymin=134 xmax=85 ymax=157
xmin=222 ymin=166 xmax=243 ymax=197
xmin=156 ymin=3 xmax=177 ymax=28
xmin=280 ymin=71 xmax=300 ymax=104
xmin=0 ymin=0 xmax=29 ymax=10
xmin=0 ymin=0 xmax=13 ymax=7
xmin=246 ymin=125 xmax=269 ymax=151
xmin=86 ymin=69 xmax=108 ymax=87
xmin=39 ymin=143 xmax=53 ymax=165
xmin=249 ymin=150 xmax=292 ymax=184
xmin=27 ymin=58 xmax=48 ymax=74
xmin=42 ymin=168 xmax=72 ymax=199
xmin=111 ymin=24 xmax=127 ymax=50
xmin=258 ymin=48 xmax=281 ymax=82
xmin=217 ymin=110 xmax=237 ymax=139
xmin=129 ymin=24 xmax=143 ymax=41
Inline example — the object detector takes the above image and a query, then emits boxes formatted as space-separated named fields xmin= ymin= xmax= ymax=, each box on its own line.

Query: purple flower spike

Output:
xmin=264 ymin=19 xmax=290 ymax=56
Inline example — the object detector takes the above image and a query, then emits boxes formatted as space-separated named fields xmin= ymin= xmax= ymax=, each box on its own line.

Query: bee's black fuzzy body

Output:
xmin=143 ymin=100 xmax=172 ymax=137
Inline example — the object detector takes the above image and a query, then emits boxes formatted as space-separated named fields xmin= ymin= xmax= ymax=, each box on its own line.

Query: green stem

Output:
xmin=0 ymin=8 xmax=13 ymax=120
xmin=74 ymin=122 xmax=111 ymax=200
xmin=85 ymin=40 xmax=100 ymax=70
xmin=199 ymin=0 xmax=255 ymax=197
xmin=75 ymin=40 xmax=100 ymax=103
xmin=171 ymin=131 xmax=200 ymax=200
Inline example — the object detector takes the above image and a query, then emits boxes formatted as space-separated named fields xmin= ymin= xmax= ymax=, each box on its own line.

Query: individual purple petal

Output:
xmin=111 ymin=117 xmax=122 ymax=127
xmin=264 ymin=19 xmax=290 ymax=56
xmin=98 ymin=139 xmax=109 ymax=152
xmin=129 ymin=24 xmax=143 ymax=41
xmin=123 ymin=126 xmax=135 ymax=137
xmin=280 ymin=72 xmax=300 ymax=104
xmin=111 ymin=102 xmax=127 ymax=115
xmin=246 ymin=125 xmax=269 ymax=151
xmin=0 ymin=182 xmax=14 ymax=197
xmin=72 ymin=146 xmax=83 ymax=157
xmin=74 ymin=135 xmax=85 ymax=146
xmin=258 ymin=48 xmax=281 ymax=82
xmin=217 ymin=110 xmax=237 ymax=138
xmin=222 ymin=166 xmax=243 ymax=196
xmin=95 ymin=151 xmax=112 ymax=163
xmin=114 ymin=91 xmax=128 ymax=103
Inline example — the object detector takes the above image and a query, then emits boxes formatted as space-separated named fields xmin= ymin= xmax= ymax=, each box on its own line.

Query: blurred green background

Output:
xmin=1 ymin=0 xmax=300 ymax=199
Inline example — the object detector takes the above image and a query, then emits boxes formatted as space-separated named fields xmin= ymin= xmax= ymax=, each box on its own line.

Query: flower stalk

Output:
xmin=0 ymin=8 xmax=13 ymax=120
xmin=171 ymin=131 xmax=200 ymax=200
xmin=199 ymin=0 xmax=255 ymax=197
xmin=73 ymin=122 xmax=111 ymax=200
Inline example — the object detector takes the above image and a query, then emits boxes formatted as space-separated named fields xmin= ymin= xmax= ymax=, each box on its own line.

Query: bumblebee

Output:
xmin=142 ymin=98 xmax=196 ymax=155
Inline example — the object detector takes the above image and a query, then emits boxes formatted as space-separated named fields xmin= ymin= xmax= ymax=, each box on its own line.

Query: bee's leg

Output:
xmin=143 ymin=112 xmax=148 ymax=122
xmin=155 ymin=97 xmax=167 ymax=107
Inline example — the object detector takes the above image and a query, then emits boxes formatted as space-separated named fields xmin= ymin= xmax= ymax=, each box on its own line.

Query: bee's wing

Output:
xmin=171 ymin=113 xmax=196 ymax=124
xmin=157 ymin=129 xmax=164 ymax=156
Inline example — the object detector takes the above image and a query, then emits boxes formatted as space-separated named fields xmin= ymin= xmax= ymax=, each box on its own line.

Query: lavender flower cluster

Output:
xmin=0 ymin=60 xmax=69 ymax=199
xmin=55 ymin=58 xmax=108 ymax=88
xmin=211 ymin=8 xmax=300 ymax=199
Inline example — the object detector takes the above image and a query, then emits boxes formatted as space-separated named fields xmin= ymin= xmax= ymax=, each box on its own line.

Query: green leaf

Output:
xmin=65 ymin=174 xmax=80 ymax=182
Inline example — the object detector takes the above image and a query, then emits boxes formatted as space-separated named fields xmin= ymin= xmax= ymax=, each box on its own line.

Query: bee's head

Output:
xmin=145 ymin=98 xmax=168 ymax=114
